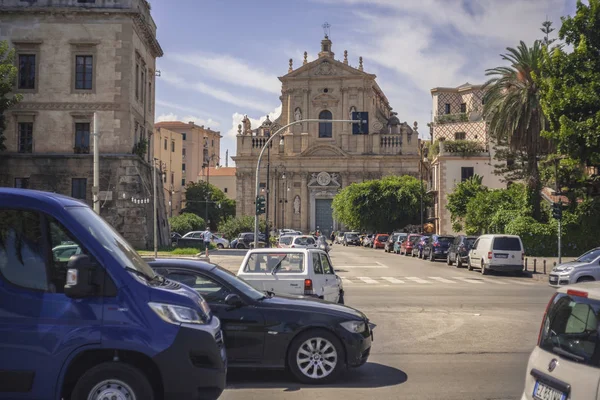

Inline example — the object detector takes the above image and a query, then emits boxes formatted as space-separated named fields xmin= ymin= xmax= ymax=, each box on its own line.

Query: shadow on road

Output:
xmin=226 ymin=362 xmax=407 ymax=390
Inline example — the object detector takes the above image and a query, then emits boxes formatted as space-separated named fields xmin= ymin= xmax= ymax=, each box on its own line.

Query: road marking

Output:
xmin=358 ymin=276 xmax=379 ymax=284
xmin=452 ymin=277 xmax=485 ymax=284
xmin=428 ymin=277 xmax=456 ymax=284
xmin=478 ymin=278 xmax=509 ymax=285
xmin=405 ymin=277 xmax=430 ymax=284
xmin=337 ymin=265 xmax=388 ymax=269
xmin=381 ymin=277 xmax=405 ymax=284
xmin=341 ymin=278 xmax=354 ymax=284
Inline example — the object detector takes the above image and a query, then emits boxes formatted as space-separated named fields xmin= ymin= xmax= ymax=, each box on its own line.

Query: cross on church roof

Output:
xmin=322 ymin=22 xmax=331 ymax=38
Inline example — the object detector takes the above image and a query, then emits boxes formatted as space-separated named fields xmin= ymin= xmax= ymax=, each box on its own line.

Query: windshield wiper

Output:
xmin=125 ymin=266 xmax=155 ymax=282
xmin=271 ymin=255 xmax=288 ymax=275
xmin=552 ymin=346 xmax=586 ymax=362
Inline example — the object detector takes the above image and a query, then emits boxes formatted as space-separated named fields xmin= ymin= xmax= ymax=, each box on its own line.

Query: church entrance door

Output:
xmin=315 ymin=199 xmax=333 ymax=237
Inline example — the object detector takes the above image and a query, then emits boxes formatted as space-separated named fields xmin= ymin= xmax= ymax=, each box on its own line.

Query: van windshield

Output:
xmin=68 ymin=206 xmax=156 ymax=279
xmin=539 ymin=293 xmax=600 ymax=368
xmin=493 ymin=237 xmax=521 ymax=251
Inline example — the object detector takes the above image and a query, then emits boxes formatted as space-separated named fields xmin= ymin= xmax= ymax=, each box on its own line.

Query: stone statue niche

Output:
xmin=293 ymin=195 xmax=301 ymax=215
xmin=294 ymin=107 xmax=302 ymax=121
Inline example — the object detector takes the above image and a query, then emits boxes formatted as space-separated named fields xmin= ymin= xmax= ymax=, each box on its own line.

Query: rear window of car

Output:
xmin=243 ymin=253 xmax=305 ymax=273
xmin=540 ymin=293 xmax=600 ymax=368
xmin=294 ymin=236 xmax=315 ymax=245
xmin=279 ymin=236 xmax=293 ymax=245
xmin=346 ymin=234 xmax=358 ymax=239
xmin=378 ymin=235 xmax=389 ymax=241
xmin=437 ymin=236 xmax=454 ymax=244
xmin=493 ymin=237 xmax=521 ymax=251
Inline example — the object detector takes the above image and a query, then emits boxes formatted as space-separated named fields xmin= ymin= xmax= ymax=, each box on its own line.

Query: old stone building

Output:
xmin=233 ymin=35 xmax=421 ymax=237
xmin=0 ymin=0 xmax=169 ymax=248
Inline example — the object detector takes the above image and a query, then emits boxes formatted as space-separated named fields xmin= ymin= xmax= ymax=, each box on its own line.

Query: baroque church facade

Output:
xmin=233 ymin=35 xmax=421 ymax=237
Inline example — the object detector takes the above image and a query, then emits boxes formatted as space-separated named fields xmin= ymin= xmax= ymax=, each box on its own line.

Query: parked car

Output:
xmin=335 ymin=232 xmax=346 ymax=244
xmin=400 ymin=234 xmax=422 ymax=256
xmin=0 ymin=188 xmax=226 ymax=400
xmin=467 ymin=234 xmax=524 ymax=275
xmin=289 ymin=235 xmax=318 ymax=249
xmin=177 ymin=231 xmax=230 ymax=249
xmin=521 ymin=283 xmax=600 ymax=400
xmin=237 ymin=248 xmax=343 ymax=303
xmin=231 ymin=232 xmax=267 ymax=249
xmin=413 ymin=235 xmax=431 ymax=258
xmin=150 ymin=258 xmax=374 ymax=384
xmin=373 ymin=234 xmax=389 ymax=249
xmin=423 ymin=234 xmax=454 ymax=261
xmin=549 ymin=247 xmax=600 ymax=287
xmin=170 ymin=232 xmax=182 ymax=245
xmin=447 ymin=235 xmax=478 ymax=267
xmin=343 ymin=232 xmax=361 ymax=246
xmin=384 ymin=233 xmax=400 ymax=253
xmin=278 ymin=234 xmax=296 ymax=248
xmin=362 ymin=235 xmax=374 ymax=247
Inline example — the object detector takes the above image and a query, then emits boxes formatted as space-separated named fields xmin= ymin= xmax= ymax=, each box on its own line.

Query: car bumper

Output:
xmin=339 ymin=325 xmax=373 ymax=368
xmin=347 ymin=241 xmax=360 ymax=245
xmin=548 ymin=274 xmax=570 ymax=287
xmin=431 ymin=250 xmax=448 ymax=259
xmin=487 ymin=263 xmax=523 ymax=272
xmin=153 ymin=322 xmax=227 ymax=400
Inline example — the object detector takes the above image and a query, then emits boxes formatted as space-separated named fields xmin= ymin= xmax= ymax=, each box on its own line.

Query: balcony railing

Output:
xmin=74 ymin=146 xmax=90 ymax=154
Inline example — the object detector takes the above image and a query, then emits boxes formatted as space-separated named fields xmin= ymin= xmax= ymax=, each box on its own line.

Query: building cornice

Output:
xmin=11 ymin=102 xmax=122 ymax=111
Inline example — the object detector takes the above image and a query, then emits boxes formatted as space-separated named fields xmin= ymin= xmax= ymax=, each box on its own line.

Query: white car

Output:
xmin=290 ymin=235 xmax=318 ymax=249
xmin=467 ymin=234 xmax=524 ymax=275
xmin=237 ymin=248 xmax=344 ymax=303
xmin=521 ymin=283 xmax=600 ymax=400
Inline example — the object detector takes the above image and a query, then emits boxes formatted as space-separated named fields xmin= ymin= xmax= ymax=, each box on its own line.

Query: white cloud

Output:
xmin=161 ymin=72 xmax=274 ymax=112
xmin=156 ymin=112 xmax=220 ymax=129
xmin=169 ymin=52 xmax=281 ymax=95
xmin=226 ymin=105 xmax=283 ymax=140
xmin=155 ymin=99 xmax=211 ymax=120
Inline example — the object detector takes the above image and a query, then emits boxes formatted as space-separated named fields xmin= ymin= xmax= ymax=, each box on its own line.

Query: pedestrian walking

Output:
xmin=330 ymin=231 xmax=336 ymax=246
xmin=203 ymin=227 xmax=211 ymax=257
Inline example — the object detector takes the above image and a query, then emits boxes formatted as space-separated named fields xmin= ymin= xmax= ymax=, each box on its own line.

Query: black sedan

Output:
xmin=149 ymin=259 xmax=375 ymax=384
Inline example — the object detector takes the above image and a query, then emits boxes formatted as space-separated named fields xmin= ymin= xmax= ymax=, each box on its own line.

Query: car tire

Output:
xmin=217 ymin=243 xmax=224 ymax=249
xmin=446 ymin=255 xmax=452 ymax=266
xmin=467 ymin=258 xmax=473 ymax=271
xmin=237 ymin=243 xmax=245 ymax=249
xmin=429 ymin=251 xmax=434 ymax=262
xmin=338 ymin=292 xmax=345 ymax=304
xmin=481 ymin=261 xmax=488 ymax=275
xmin=71 ymin=362 xmax=154 ymax=400
xmin=456 ymin=258 xmax=462 ymax=268
xmin=288 ymin=329 xmax=345 ymax=384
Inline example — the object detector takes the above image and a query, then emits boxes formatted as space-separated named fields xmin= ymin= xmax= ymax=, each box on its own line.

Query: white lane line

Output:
xmin=478 ymin=278 xmax=509 ymax=285
xmin=338 ymin=265 xmax=388 ymax=269
xmin=381 ymin=277 xmax=405 ymax=284
xmin=358 ymin=276 xmax=379 ymax=284
xmin=506 ymin=279 xmax=535 ymax=286
xmin=405 ymin=277 xmax=430 ymax=284
xmin=452 ymin=277 xmax=485 ymax=284
xmin=428 ymin=277 xmax=456 ymax=284
xmin=341 ymin=278 xmax=354 ymax=284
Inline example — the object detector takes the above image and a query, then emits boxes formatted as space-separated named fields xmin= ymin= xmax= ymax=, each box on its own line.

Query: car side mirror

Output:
xmin=225 ymin=293 xmax=243 ymax=307
xmin=64 ymin=254 xmax=96 ymax=298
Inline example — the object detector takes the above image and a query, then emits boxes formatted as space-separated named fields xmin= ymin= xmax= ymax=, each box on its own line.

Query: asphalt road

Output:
xmin=213 ymin=244 xmax=556 ymax=400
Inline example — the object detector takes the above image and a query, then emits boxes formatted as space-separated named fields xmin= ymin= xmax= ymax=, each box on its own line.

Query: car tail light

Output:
xmin=304 ymin=279 xmax=313 ymax=294
xmin=538 ymin=293 xmax=558 ymax=345
xmin=521 ymin=252 xmax=525 ymax=261
xmin=567 ymin=289 xmax=588 ymax=298
xmin=433 ymin=242 xmax=439 ymax=247
xmin=487 ymin=251 xmax=493 ymax=259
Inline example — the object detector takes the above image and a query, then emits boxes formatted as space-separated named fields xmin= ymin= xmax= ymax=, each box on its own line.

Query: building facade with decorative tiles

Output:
xmin=428 ymin=83 xmax=505 ymax=235
xmin=233 ymin=35 xmax=422 ymax=238
xmin=0 ymin=0 xmax=169 ymax=249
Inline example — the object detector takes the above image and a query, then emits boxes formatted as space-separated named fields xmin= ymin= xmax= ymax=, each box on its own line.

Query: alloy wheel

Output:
xmin=87 ymin=380 xmax=136 ymax=400
xmin=296 ymin=337 xmax=338 ymax=380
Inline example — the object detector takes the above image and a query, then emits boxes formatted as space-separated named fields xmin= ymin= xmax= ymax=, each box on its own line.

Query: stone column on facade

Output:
xmin=286 ymin=89 xmax=293 ymax=133
xmin=300 ymin=173 xmax=308 ymax=232
xmin=303 ymin=88 xmax=309 ymax=133
xmin=284 ymin=172 xmax=295 ymax=229
xmin=301 ymin=132 xmax=309 ymax=152
xmin=236 ymin=172 xmax=244 ymax=216
xmin=341 ymin=87 xmax=349 ymax=151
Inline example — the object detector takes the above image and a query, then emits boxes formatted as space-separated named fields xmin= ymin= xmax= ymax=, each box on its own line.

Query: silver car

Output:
xmin=549 ymin=248 xmax=600 ymax=287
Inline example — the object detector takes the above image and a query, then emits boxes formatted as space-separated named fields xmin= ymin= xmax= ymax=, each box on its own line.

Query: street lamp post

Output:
xmin=253 ymin=118 xmax=356 ymax=248
xmin=202 ymin=153 xmax=218 ymax=227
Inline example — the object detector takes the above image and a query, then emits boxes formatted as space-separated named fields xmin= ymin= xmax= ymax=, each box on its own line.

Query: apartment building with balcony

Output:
xmin=428 ymin=83 xmax=504 ymax=235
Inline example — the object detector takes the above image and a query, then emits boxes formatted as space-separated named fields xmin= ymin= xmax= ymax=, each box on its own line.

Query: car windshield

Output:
xmin=379 ymin=235 xmax=389 ymax=241
xmin=493 ymin=237 xmax=521 ymax=251
xmin=212 ymin=266 xmax=264 ymax=301
xmin=539 ymin=292 xmax=600 ymax=368
xmin=346 ymin=234 xmax=358 ymax=239
xmin=577 ymin=249 xmax=600 ymax=263
xmin=279 ymin=236 xmax=293 ymax=245
xmin=68 ymin=206 xmax=156 ymax=279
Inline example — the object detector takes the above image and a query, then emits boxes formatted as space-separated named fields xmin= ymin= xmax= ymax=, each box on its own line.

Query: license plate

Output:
xmin=533 ymin=381 xmax=566 ymax=400
xmin=495 ymin=254 xmax=508 ymax=258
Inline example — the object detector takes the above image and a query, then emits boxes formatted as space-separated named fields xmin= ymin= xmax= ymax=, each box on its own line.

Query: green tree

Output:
xmin=182 ymin=182 xmax=235 ymax=231
xmin=218 ymin=215 xmax=266 ymax=242
xmin=483 ymin=40 xmax=551 ymax=221
xmin=539 ymin=0 xmax=600 ymax=169
xmin=540 ymin=19 xmax=557 ymax=47
xmin=168 ymin=213 xmax=206 ymax=235
xmin=0 ymin=40 xmax=22 ymax=153
xmin=446 ymin=175 xmax=486 ymax=232
xmin=332 ymin=175 xmax=428 ymax=232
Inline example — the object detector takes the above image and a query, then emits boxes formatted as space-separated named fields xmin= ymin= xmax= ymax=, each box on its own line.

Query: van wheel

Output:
xmin=456 ymin=258 xmax=462 ymax=268
xmin=481 ymin=261 xmax=488 ymax=275
xmin=288 ymin=329 xmax=345 ymax=384
xmin=71 ymin=362 xmax=154 ymax=400
xmin=467 ymin=259 xmax=473 ymax=271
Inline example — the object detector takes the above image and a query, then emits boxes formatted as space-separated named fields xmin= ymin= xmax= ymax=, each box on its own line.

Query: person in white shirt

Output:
xmin=203 ymin=227 xmax=211 ymax=257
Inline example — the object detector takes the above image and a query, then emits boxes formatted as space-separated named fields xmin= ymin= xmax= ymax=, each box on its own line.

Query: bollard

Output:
xmin=534 ymin=259 xmax=537 ymax=273
xmin=543 ymin=259 xmax=546 ymax=275
xmin=554 ymin=261 xmax=557 ymax=267
xmin=525 ymin=258 xmax=528 ymax=271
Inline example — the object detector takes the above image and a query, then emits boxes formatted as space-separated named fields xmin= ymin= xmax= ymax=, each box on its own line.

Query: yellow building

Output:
xmin=199 ymin=167 xmax=237 ymax=200
xmin=154 ymin=127 xmax=184 ymax=218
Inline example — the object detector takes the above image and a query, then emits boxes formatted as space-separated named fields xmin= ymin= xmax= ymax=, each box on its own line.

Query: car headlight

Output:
xmin=149 ymin=302 xmax=207 ymax=325
xmin=340 ymin=320 xmax=366 ymax=333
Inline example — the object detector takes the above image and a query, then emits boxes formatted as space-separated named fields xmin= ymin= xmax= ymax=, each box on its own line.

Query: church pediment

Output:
xmin=301 ymin=144 xmax=349 ymax=158
xmin=282 ymin=58 xmax=375 ymax=80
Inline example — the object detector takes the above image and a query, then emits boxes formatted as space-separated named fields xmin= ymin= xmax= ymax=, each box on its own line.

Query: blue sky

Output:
xmin=150 ymin=0 xmax=576 ymax=167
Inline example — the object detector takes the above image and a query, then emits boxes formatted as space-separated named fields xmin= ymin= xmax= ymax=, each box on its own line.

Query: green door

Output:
xmin=315 ymin=199 xmax=334 ymax=238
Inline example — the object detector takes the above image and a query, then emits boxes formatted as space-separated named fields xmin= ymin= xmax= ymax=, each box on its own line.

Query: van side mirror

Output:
xmin=225 ymin=293 xmax=243 ymax=307
xmin=64 ymin=254 xmax=96 ymax=298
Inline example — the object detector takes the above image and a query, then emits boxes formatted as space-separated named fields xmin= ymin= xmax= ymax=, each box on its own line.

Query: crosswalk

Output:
xmin=340 ymin=276 xmax=536 ymax=286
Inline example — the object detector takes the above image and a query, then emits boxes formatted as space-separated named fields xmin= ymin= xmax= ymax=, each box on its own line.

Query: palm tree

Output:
xmin=482 ymin=40 xmax=551 ymax=221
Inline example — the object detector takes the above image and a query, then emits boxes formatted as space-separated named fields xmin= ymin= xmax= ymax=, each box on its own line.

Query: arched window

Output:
xmin=318 ymin=110 xmax=332 ymax=138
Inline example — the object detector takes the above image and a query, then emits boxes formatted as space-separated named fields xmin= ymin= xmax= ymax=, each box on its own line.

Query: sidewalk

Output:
xmin=524 ymin=256 xmax=576 ymax=282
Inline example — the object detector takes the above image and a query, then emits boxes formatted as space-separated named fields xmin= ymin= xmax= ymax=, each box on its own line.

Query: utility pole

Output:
xmin=419 ymin=145 xmax=424 ymax=232
xmin=555 ymin=158 xmax=562 ymax=264
xmin=153 ymin=158 xmax=158 ymax=258
xmin=265 ymin=139 xmax=271 ymax=247
xmin=93 ymin=112 xmax=100 ymax=214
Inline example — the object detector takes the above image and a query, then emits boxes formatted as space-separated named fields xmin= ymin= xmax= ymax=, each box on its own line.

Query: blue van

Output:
xmin=0 ymin=189 xmax=227 ymax=400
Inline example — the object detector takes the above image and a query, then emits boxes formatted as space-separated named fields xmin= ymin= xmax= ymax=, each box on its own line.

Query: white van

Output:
xmin=237 ymin=248 xmax=343 ymax=303
xmin=467 ymin=234 xmax=524 ymax=275
xmin=521 ymin=284 xmax=600 ymax=400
